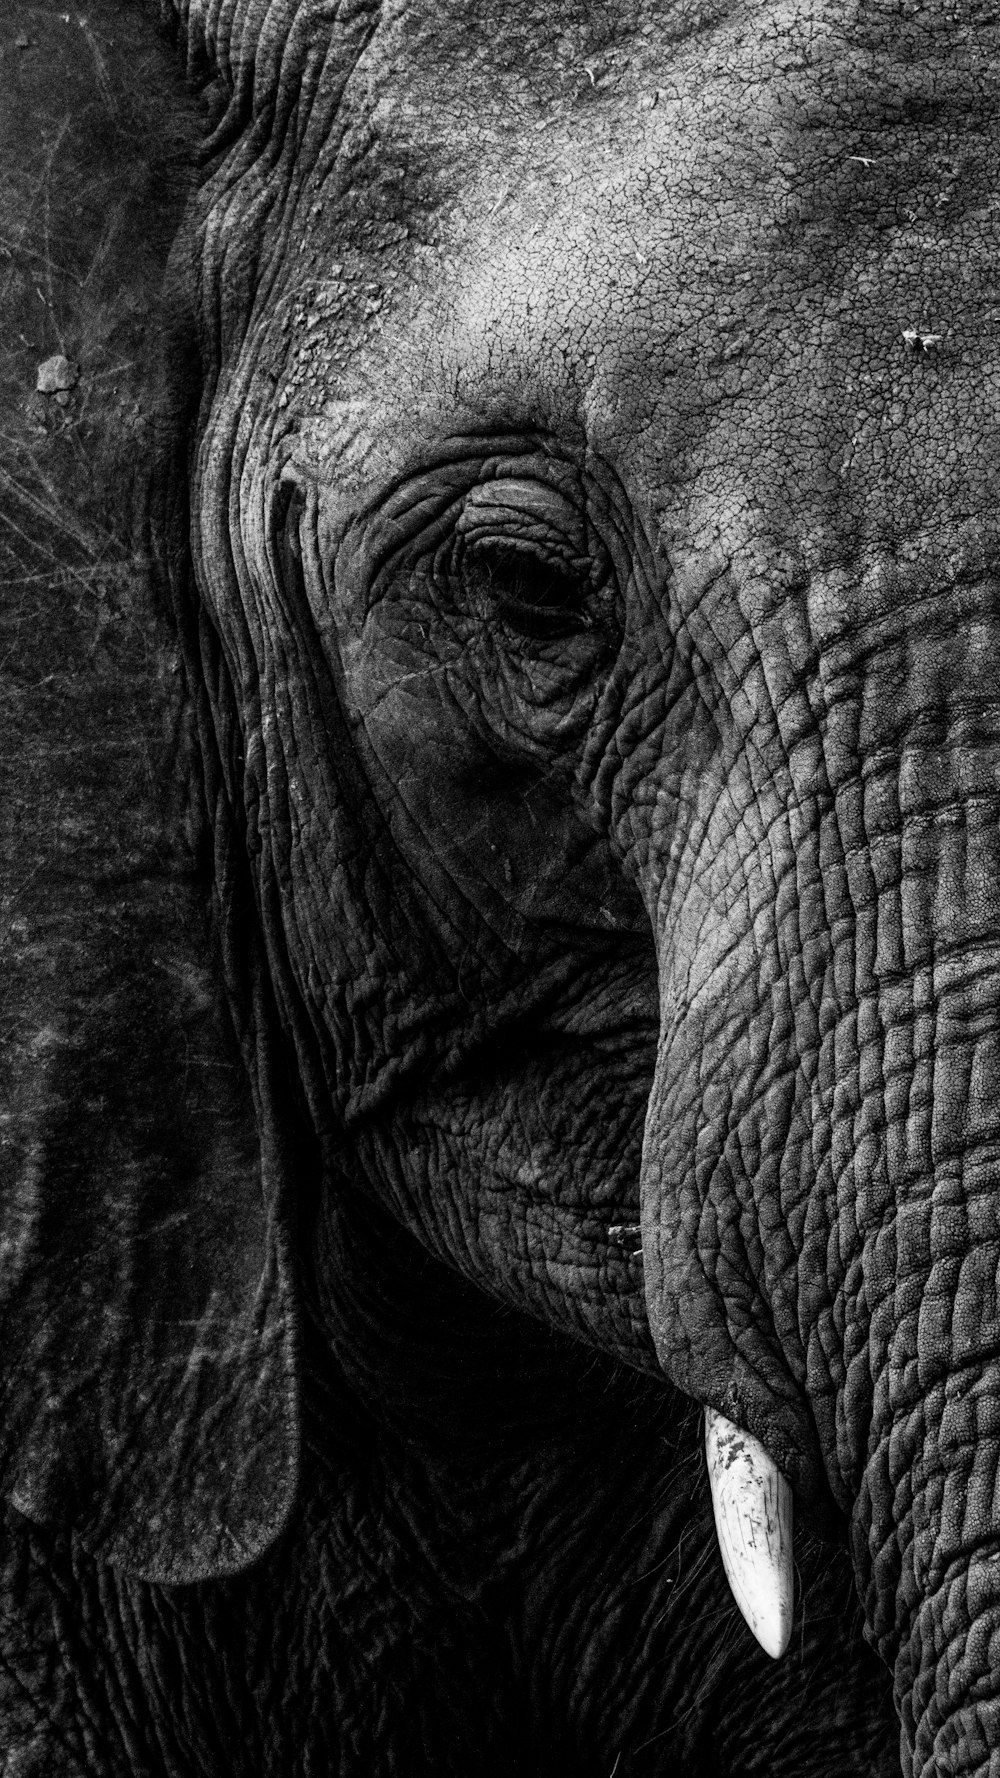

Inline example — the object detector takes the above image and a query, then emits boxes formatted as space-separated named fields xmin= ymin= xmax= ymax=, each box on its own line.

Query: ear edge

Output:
xmin=0 ymin=863 xmax=303 ymax=1586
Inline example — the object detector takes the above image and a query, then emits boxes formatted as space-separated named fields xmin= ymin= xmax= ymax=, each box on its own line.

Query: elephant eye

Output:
xmin=462 ymin=544 xmax=592 ymax=640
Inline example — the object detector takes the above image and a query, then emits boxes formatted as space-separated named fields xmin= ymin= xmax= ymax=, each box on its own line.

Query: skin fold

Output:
xmin=2 ymin=0 xmax=998 ymax=1771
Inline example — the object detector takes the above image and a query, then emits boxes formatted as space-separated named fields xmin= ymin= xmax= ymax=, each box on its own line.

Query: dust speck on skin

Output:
xmin=901 ymin=327 xmax=944 ymax=352
xmin=35 ymin=353 xmax=78 ymax=394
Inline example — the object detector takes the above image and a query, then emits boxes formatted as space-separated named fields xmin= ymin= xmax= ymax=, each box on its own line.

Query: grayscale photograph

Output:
xmin=0 ymin=1 xmax=994 ymax=1771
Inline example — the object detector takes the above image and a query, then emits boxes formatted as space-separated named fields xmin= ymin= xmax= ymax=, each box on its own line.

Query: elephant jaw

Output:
xmin=705 ymin=1407 xmax=794 ymax=1660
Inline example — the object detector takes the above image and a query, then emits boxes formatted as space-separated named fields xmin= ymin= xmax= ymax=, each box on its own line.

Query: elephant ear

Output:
xmin=0 ymin=3 xmax=298 ymax=1583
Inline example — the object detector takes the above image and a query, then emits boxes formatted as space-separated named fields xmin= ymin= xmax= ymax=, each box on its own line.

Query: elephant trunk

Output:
xmin=897 ymin=1565 xmax=1000 ymax=1776
xmin=617 ymin=563 xmax=1000 ymax=1752
xmin=853 ymin=1185 xmax=1000 ymax=1777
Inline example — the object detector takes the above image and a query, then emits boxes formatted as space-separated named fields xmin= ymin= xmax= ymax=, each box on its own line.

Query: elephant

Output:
xmin=3 ymin=0 xmax=998 ymax=1769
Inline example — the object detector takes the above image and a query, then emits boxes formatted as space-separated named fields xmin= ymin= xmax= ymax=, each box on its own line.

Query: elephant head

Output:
xmin=5 ymin=0 xmax=1000 ymax=1771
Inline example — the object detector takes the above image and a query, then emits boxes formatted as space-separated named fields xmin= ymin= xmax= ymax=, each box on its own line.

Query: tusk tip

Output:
xmin=748 ymin=1592 xmax=793 ymax=1661
xmin=705 ymin=1405 xmax=794 ymax=1661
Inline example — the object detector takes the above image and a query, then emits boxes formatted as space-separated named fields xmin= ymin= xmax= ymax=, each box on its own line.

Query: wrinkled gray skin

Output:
xmin=4 ymin=0 xmax=1000 ymax=1771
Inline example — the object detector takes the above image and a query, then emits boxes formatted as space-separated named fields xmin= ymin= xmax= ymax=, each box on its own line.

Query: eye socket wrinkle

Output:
xmin=342 ymin=444 xmax=627 ymax=656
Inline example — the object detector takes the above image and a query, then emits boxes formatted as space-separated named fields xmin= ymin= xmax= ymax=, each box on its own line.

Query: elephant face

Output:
xmin=155 ymin=5 xmax=1000 ymax=1765
xmin=5 ymin=1 xmax=999 ymax=1773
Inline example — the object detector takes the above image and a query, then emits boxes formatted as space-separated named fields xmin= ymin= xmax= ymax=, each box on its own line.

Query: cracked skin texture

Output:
xmin=1 ymin=0 xmax=999 ymax=1772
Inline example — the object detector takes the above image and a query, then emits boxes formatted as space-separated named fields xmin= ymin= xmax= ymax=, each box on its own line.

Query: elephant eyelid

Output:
xmin=455 ymin=473 xmax=592 ymax=562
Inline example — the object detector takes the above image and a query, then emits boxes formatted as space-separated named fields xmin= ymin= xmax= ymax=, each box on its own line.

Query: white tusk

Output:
xmin=704 ymin=1405 xmax=794 ymax=1659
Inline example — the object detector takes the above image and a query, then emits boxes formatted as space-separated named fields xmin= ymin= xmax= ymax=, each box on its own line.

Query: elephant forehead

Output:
xmin=362 ymin=0 xmax=1000 ymax=303
xmin=367 ymin=0 xmax=996 ymax=146
xmin=284 ymin=0 xmax=1000 ymax=553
